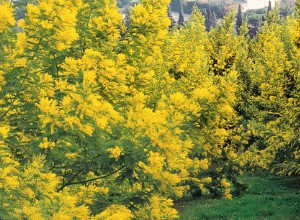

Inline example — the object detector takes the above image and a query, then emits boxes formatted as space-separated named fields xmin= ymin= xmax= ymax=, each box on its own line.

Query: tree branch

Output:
xmin=56 ymin=165 xmax=125 ymax=192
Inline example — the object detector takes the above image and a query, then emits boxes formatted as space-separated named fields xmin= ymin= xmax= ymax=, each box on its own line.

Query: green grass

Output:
xmin=178 ymin=175 xmax=300 ymax=220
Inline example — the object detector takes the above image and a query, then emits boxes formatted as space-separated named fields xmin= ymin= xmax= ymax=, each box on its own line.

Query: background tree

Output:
xmin=268 ymin=0 xmax=273 ymax=12
xmin=205 ymin=5 xmax=217 ymax=31
xmin=236 ymin=4 xmax=243 ymax=34
xmin=178 ymin=0 xmax=185 ymax=25
xmin=168 ymin=5 xmax=176 ymax=28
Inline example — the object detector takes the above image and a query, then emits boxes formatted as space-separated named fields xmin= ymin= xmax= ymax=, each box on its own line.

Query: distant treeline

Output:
xmin=171 ymin=0 xmax=226 ymax=18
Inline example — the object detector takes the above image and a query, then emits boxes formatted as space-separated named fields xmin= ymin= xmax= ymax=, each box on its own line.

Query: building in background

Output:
xmin=242 ymin=0 xmax=279 ymax=11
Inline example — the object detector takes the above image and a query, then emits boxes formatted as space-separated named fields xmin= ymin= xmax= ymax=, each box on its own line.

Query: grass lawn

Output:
xmin=178 ymin=175 xmax=300 ymax=220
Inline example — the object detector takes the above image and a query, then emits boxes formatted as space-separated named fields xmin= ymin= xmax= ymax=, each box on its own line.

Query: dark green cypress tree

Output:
xmin=178 ymin=0 xmax=185 ymax=25
xmin=268 ymin=0 xmax=272 ymax=12
xmin=266 ymin=4 xmax=280 ymax=24
xmin=205 ymin=5 xmax=214 ymax=31
xmin=167 ymin=5 xmax=176 ymax=28
xmin=236 ymin=4 xmax=243 ymax=34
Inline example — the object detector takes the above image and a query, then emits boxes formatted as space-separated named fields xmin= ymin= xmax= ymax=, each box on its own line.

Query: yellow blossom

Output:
xmin=0 ymin=2 xmax=15 ymax=33
xmin=106 ymin=146 xmax=123 ymax=160
xmin=39 ymin=137 xmax=55 ymax=149
xmin=65 ymin=153 xmax=79 ymax=159
xmin=0 ymin=125 xmax=10 ymax=138
xmin=93 ymin=205 xmax=133 ymax=220
xmin=220 ymin=178 xmax=231 ymax=188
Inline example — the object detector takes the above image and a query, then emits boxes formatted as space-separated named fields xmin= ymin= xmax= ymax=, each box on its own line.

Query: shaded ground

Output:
xmin=178 ymin=175 xmax=300 ymax=220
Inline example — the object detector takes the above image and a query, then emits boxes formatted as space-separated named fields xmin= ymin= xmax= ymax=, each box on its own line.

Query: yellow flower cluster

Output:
xmin=106 ymin=146 xmax=124 ymax=160
xmin=39 ymin=137 xmax=55 ymax=149
xmin=0 ymin=2 xmax=15 ymax=33
xmin=93 ymin=205 xmax=133 ymax=220
xmin=135 ymin=195 xmax=178 ymax=219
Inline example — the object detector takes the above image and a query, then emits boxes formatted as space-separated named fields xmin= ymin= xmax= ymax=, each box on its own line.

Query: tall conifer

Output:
xmin=268 ymin=0 xmax=272 ymax=12
xmin=205 ymin=5 xmax=215 ymax=31
xmin=178 ymin=0 xmax=185 ymax=25
xmin=236 ymin=4 xmax=243 ymax=34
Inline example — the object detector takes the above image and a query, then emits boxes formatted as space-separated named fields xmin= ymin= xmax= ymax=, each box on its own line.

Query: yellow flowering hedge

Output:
xmin=1 ymin=0 xmax=300 ymax=219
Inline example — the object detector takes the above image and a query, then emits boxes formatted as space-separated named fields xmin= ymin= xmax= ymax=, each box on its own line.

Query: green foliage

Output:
xmin=205 ymin=5 xmax=217 ymax=31
xmin=236 ymin=4 xmax=243 ymax=34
